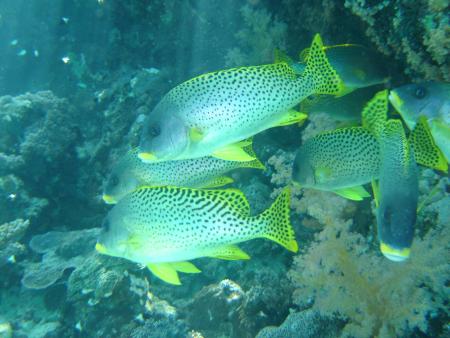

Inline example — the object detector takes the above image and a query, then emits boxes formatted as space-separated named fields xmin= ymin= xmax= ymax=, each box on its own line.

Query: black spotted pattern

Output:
xmin=299 ymin=127 xmax=380 ymax=189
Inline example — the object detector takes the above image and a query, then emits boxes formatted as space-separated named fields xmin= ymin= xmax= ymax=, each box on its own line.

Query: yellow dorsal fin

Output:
xmin=274 ymin=48 xmax=294 ymax=65
xmin=333 ymin=185 xmax=371 ymax=201
xmin=362 ymin=90 xmax=388 ymax=138
xmin=147 ymin=263 xmax=181 ymax=285
xmin=208 ymin=188 xmax=251 ymax=215
xmin=410 ymin=116 xmax=448 ymax=172
xmin=169 ymin=261 xmax=201 ymax=274
xmin=299 ymin=47 xmax=309 ymax=63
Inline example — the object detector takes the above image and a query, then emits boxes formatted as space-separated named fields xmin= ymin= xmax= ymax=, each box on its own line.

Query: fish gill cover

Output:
xmin=0 ymin=1 xmax=448 ymax=338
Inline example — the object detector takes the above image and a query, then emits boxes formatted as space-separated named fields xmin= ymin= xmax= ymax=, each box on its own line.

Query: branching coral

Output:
xmin=289 ymin=219 xmax=449 ymax=337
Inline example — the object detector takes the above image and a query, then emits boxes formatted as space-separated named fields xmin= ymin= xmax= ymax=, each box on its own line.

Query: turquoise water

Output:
xmin=0 ymin=1 xmax=448 ymax=337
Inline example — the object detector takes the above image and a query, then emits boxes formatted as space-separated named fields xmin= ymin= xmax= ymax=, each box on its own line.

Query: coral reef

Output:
xmin=289 ymin=205 xmax=449 ymax=337
xmin=186 ymin=279 xmax=246 ymax=336
xmin=0 ymin=1 xmax=447 ymax=337
xmin=344 ymin=0 xmax=450 ymax=81
xmin=21 ymin=229 xmax=99 ymax=290
xmin=256 ymin=309 xmax=342 ymax=338
xmin=0 ymin=219 xmax=29 ymax=267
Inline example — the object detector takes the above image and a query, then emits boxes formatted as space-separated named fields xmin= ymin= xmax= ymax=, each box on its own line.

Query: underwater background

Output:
xmin=0 ymin=1 xmax=448 ymax=337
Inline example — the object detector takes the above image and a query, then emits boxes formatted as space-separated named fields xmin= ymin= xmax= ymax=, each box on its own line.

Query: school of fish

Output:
xmin=96 ymin=33 xmax=450 ymax=284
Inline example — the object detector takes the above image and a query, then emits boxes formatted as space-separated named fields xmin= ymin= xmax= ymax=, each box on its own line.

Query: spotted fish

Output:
xmin=297 ymin=44 xmax=388 ymax=95
xmin=292 ymin=127 xmax=379 ymax=200
xmin=389 ymin=82 xmax=450 ymax=164
xmin=374 ymin=119 xmax=418 ymax=262
xmin=102 ymin=146 xmax=264 ymax=204
xmin=292 ymin=90 xmax=446 ymax=201
xmin=138 ymin=34 xmax=343 ymax=163
xmin=96 ymin=187 xmax=296 ymax=285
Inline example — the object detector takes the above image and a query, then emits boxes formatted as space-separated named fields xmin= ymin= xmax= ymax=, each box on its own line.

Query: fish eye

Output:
xmin=148 ymin=124 xmax=161 ymax=137
xmin=102 ymin=219 xmax=110 ymax=232
xmin=413 ymin=86 xmax=427 ymax=99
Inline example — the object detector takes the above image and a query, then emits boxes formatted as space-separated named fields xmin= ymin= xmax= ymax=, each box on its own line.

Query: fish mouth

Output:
xmin=380 ymin=242 xmax=410 ymax=262
xmin=388 ymin=90 xmax=403 ymax=112
xmin=138 ymin=152 xmax=157 ymax=162
xmin=102 ymin=194 xmax=117 ymax=204
xmin=95 ymin=242 xmax=108 ymax=254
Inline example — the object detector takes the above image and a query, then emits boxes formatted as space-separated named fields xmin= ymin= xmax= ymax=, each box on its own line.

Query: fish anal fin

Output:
xmin=274 ymin=109 xmax=308 ymax=127
xmin=207 ymin=245 xmax=250 ymax=260
xmin=147 ymin=263 xmax=181 ymax=285
xmin=213 ymin=142 xmax=256 ymax=162
xmin=333 ymin=185 xmax=370 ymax=201
xmin=240 ymin=144 xmax=266 ymax=170
xmin=201 ymin=176 xmax=234 ymax=189
xmin=169 ymin=261 xmax=201 ymax=274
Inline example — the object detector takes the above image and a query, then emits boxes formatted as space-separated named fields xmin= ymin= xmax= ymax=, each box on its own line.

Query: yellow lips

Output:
xmin=102 ymin=194 xmax=117 ymax=205
xmin=95 ymin=242 xmax=107 ymax=254
xmin=388 ymin=90 xmax=403 ymax=110
xmin=138 ymin=152 xmax=157 ymax=162
xmin=380 ymin=242 xmax=410 ymax=262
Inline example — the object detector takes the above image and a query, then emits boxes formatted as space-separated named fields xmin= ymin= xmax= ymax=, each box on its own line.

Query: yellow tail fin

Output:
xmin=303 ymin=34 xmax=345 ymax=96
xmin=258 ymin=187 xmax=298 ymax=252
xmin=410 ymin=116 xmax=448 ymax=172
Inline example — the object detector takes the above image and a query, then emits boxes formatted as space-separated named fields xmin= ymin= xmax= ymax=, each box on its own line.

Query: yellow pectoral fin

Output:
xmin=147 ymin=263 xmax=181 ymax=285
xmin=207 ymin=245 xmax=250 ymax=260
xmin=102 ymin=194 xmax=117 ymax=205
xmin=95 ymin=242 xmax=107 ymax=254
xmin=189 ymin=127 xmax=204 ymax=142
xmin=274 ymin=109 xmax=308 ymax=127
xmin=213 ymin=143 xmax=256 ymax=162
xmin=371 ymin=180 xmax=380 ymax=208
xmin=169 ymin=261 xmax=201 ymax=274
xmin=333 ymin=185 xmax=371 ymax=201
xmin=200 ymin=176 xmax=234 ymax=188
